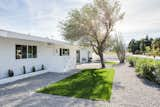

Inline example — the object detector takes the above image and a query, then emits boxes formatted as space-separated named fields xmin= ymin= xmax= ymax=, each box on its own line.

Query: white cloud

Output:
xmin=117 ymin=0 xmax=160 ymax=34
xmin=22 ymin=0 xmax=92 ymax=40
xmin=0 ymin=0 xmax=159 ymax=42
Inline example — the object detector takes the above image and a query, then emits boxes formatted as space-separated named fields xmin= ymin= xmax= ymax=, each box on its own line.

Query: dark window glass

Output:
xmin=28 ymin=46 xmax=33 ymax=58
xmin=63 ymin=49 xmax=66 ymax=55
xmin=60 ymin=48 xmax=70 ymax=56
xmin=16 ymin=45 xmax=27 ymax=59
xmin=28 ymin=46 xmax=37 ymax=58
xmin=33 ymin=46 xmax=37 ymax=58
xmin=60 ymin=48 xmax=62 ymax=56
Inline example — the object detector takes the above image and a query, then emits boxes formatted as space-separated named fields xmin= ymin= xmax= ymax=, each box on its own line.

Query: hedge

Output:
xmin=127 ymin=56 xmax=160 ymax=84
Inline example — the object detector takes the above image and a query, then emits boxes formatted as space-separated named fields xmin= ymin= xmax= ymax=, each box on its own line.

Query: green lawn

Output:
xmin=37 ymin=68 xmax=115 ymax=101
xmin=105 ymin=61 xmax=118 ymax=65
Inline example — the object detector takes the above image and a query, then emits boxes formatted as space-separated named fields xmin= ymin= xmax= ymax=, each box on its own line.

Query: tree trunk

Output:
xmin=120 ymin=60 xmax=125 ymax=63
xmin=99 ymin=51 xmax=105 ymax=68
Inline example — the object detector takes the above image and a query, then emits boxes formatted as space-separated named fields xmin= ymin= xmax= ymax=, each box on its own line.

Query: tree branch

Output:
xmin=101 ymin=21 xmax=113 ymax=46
xmin=90 ymin=41 xmax=98 ymax=55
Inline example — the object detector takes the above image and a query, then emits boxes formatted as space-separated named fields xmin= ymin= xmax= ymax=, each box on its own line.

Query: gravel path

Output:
xmin=111 ymin=63 xmax=160 ymax=107
xmin=0 ymin=63 xmax=160 ymax=107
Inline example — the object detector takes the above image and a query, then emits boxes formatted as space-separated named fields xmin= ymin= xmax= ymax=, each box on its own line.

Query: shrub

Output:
xmin=155 ymin=62 xmax=160 ymax=84
xmin=32 ymin=66 xmax=36 ymax=72
xmin=8 ymin=69 xmax=14 ymax=77
xmin=135 ymin=58 xmax=153 ymax=73
xmin=23 ymin=66 xmax=26 ymax=74
xmin=127 ymin=56 xmax=160 ymax=84
xmin=127 ymin=56 xmax=138 ymax=67
xmin=127 ymin=57 xmax=133 ymax=66
xmin=141 ymin=63 xmax=155 ymax=81
xmin=113 ymin=35 xmax=126 ymax=63
xmin=41 ymin=64 xmax=45 ymax=70
xmin=135 ymin=60 xmax=142 ymax=73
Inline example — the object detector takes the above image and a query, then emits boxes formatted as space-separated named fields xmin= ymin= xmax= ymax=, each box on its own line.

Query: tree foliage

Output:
xmin=61 ymin=0 xmax=124 ymax=68
xmin=153 ymin=38 xmax=160 ymax=52
xmin=128 ymin=36 xmax=160 ymax=56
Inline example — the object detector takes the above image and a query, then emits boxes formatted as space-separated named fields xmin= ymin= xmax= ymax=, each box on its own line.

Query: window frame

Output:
xmin=28 ymin=45 xmax=37 ymax=58
xmin=16 ymin=45 xmax=27 ymax=59
xmin=59 ymin=48 xmax=70 ymax=56
xmin=15 ymin=44 xmax=37 ymax=59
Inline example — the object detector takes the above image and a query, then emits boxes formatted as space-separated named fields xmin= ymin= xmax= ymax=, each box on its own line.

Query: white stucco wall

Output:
xmin=0 ymin=37 xmax=77 ymax=79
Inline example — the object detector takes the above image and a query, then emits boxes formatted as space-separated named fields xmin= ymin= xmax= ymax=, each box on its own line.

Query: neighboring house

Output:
xmin=0 ymin=29 xmax=91 ymax=84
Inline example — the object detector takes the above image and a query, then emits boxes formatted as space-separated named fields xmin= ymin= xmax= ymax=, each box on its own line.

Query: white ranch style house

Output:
xmin=0 ymin=29 xmax=92 ymax=84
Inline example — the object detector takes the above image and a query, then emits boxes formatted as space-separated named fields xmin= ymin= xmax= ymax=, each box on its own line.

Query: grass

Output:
xmin=105 ymin=61 xmax=118 ymax=65
xmin=37 ymin=68 xmax=115 ymax=101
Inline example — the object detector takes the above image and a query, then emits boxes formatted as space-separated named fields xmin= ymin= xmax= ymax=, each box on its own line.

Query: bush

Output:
xmin=8 ymin=69 xmax=14 ymax=77
xmin=23 ymin=66 xmax=26 ymax=74
xmin=32 ymin=66 xmax=36 ymax=72
xmin=135 ymin=58 xmax=153 ymax=73
xmin=113 ymin=35 xmax=126 ymax=63
xmin=155 ymin=62 xmax=160 ymax=84
xmin=127 ymin=56 xmax=160 ymax=84
xmin=41 ymin=64 xmax=45 ymax=70
xmin=141 ymin=63 xmax=155 ymax=81
xmin=127 ymin=56 xmax=138 ymax=67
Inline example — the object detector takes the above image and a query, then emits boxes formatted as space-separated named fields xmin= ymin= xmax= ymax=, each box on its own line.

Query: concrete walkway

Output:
xmin=0 ymin=63 xmax=160 ymax=107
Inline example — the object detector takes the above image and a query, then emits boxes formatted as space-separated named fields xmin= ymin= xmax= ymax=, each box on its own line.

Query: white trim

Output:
xmin=0 ymin=29 xmax=76 ymax=46
xmin=0 ymin=70 xmax=48 ymax=85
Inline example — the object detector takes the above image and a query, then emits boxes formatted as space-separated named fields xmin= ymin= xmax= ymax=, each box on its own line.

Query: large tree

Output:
xmin=61 ymin=0 xmax=124 ymax=68
xmin=140 ymin=39 xmax=146 ymax=54
xmin=128 ymin=39 xmax=136 ymax=54
xmin=153 ymin=38 xmax=160 ymax=53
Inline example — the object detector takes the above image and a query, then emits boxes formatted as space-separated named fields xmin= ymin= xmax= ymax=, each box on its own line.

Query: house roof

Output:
xmin=0 ymin=29 xmax=72 ymax=46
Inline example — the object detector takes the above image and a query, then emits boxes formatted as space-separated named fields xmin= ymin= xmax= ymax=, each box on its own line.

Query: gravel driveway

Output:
xmin=111 ymin=63 xmax=160 ymax=107
xmin=0 ymin=63 xmax=160 ymax=107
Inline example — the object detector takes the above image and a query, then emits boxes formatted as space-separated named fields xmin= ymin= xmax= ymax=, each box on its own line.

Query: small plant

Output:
xmin=113 ymin=34 xmax=126 ymax=63
xmin=155 ymin=62 xmax=160 ymax=84
xmin=32 ymin=66 xmax=36 ymax=72
xmin=8 ymin=69 xmax=14 ymax=77
xmin=141 ymin=63 xmax=155 ymax=81
xmin=127 ymin=57 xmax=137 ymax=67
xmin=41 ymin=64 xmax=45 ymax=70
xmin=23 ymin=66 xmax=26 ymax=74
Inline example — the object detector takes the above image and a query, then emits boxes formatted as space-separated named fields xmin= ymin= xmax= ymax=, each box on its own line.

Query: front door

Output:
xmin=76 ymin=50 xmax=80 ymax=63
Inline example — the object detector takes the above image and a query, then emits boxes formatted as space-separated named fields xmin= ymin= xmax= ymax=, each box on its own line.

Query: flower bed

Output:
xmin=0 ymin=70 xmax=48 ymax=85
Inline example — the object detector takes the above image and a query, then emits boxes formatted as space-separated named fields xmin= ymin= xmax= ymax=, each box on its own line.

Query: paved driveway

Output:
xmin=0 ymin=63 xmax=160 ymax=107
xmin=0 ymin=69 xmax=113 ymax=107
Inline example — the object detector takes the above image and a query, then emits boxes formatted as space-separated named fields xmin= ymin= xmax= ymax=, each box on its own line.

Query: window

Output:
xmin=16 ymin=45 xmax=27 ymax=59
xmin=60 ymin=48 xmax=70 ymax=56
xmin=16 ymin=45 xmax=37 ymax=59
xmin=28 ymin=46 xmax=37 ymax=58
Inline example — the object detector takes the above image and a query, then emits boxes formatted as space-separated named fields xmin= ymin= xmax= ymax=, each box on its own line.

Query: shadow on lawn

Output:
xmin=38 ymin=69 xmax=114 ymax=101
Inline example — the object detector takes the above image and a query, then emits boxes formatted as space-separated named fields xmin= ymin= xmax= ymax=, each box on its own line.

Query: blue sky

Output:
xmin=0 ymin=0 xmax=160 ymax=43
